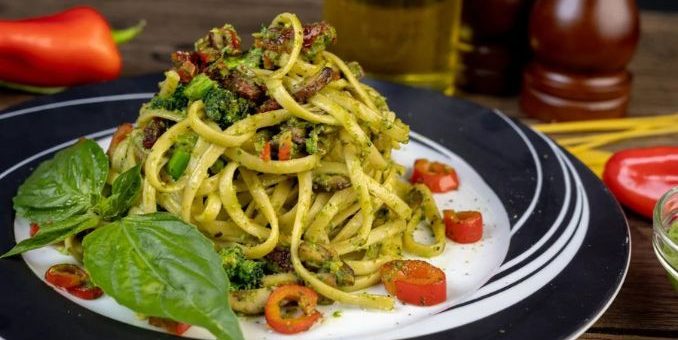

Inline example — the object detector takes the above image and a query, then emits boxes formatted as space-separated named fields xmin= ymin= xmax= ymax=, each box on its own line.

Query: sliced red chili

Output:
xmin=380 ymin=260 xmax=447 ymax=306
xmin=265 ymin=284 xmax=322 ymax=334
xmin=260 ymin=141 xmax=272 ymax=161
xmin=443 ymin=210 xmax=483 ymax=244
xmin=278 ymin=132 xmax=293 ymax=161
xmin=410 ymin=159 xmax=459 ymax=193
xmin=30 ymin=223 xmax=40 ymax=237
xmin=67 ymin=281 xmax=103 ymax=300
xmin=148 ymin=317 xmax=192 ymax=335
xmin=44 ymin=264 xmax=88 ymax=289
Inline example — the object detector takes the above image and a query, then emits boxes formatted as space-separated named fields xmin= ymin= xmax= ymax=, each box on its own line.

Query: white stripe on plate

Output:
xmin=492 ymin=109 xmax=544 ymax=236
xmin=0 ymin=128 xmax=117 ymax=181
xmin=374 ymin=134 xmax=589 ymax=339
xmin=0 ymin=93 xmax=154 ymax=120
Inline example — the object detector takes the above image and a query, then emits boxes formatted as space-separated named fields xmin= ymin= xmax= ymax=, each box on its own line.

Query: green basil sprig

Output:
xmin=83 ymin=213 xmax=244 ymax=340
xmin=13 ymin=139 xmax=108 ymax=223
xmin=3 ymin=139 xmax=141 ymax=258
xmin=95 ymin=165 xmax=142 ymax=220
xmin=3 ymin=139 xmax=245 ymax=339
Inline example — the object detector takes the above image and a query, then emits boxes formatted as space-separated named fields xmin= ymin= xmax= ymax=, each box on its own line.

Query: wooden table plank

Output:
xmin=0 ymin=2 xmax=677 ymax=339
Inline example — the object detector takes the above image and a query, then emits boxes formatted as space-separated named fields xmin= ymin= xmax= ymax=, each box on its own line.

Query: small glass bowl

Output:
xmin=652 ymin=187 xmax=678 ymax=290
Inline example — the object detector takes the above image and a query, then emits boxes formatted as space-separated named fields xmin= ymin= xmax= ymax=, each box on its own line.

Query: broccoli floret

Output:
xmin=149 ymin=83 xmax=188 ymax=112
xmin=203 ymin=87 xmax=252 ymax=128
xmin=219 ymin=246 xmax=265 ymax=291
xmin=305 ymin=128 xmax=319 ymax=154
xmin=182 ymin=74 xmax=215 ymax=101
xmin=223 ymin=48 xmax=263 ymax=70
xmin=305 ymin=124 xmax=334 ymax=155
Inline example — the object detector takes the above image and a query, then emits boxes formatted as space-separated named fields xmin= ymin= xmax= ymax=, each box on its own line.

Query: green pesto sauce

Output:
xmin=667 ymin=221 xmax=678 ymax=267
xmin=664 ymin=220 xmax=678 ymax=290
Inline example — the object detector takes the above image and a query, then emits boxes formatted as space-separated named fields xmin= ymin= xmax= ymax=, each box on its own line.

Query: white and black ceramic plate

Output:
xmin=0 ymin=75 xmax=629 ymax=340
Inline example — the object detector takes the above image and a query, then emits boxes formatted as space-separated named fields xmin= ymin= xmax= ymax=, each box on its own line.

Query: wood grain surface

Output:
xmin=1 ymin=1 xmax=677 ymax=339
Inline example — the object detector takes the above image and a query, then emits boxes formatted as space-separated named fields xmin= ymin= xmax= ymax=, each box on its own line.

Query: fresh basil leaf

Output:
xmin=1 ymin=213 xmax=100 ymax=259
xmin=83 ymin=213 xmax=244 ymax=340
xmin=13 ymin=139 xmax=108 ymax=223
xmin=95 ymin=165 xmax=142 ymax=220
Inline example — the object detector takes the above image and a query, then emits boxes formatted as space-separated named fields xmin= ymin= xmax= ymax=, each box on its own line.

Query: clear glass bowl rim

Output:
xmin=653 ymin=186 xmax=678 ymax=274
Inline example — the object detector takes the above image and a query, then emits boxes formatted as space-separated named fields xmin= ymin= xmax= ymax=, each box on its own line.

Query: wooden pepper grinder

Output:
xmin=520 ymin=0 xmax=640 ymax=121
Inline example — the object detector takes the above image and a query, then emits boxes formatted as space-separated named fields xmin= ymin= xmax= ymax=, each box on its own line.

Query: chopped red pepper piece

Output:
xmin=443 ymin=210 xmax=483 ymax=243
xmin=44 ymin=264 xmax=88 ymax=289
xmin=67 ymin=281 xmax=104 ymax=300
xmin=260 ymin=141 xmax=272 ymax=161
xmin=29 ymin=223 xmax=40 ymax=237
xmin=380 ymin=260 xmax=447 ymax=306
xmin=44 ymin=263 xmax=104 ymax=300
xmin=602 ymin=146 xmax=678 ymax=218
xmin=265 ymin=285 xmax=322 ymax=334
xmin=410 ymin=159 xmax=459 ymax=193
xmin=148 ymin=317 xmax=192 ymax=335
xmin=278 ymin=133 xmax=293 ymax=161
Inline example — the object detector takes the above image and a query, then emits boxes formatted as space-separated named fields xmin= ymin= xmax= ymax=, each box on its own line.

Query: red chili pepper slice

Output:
xmin=602 ymin=146 xmax=678 ymax=218
xmin=380 ymin=260 xmax=447 ymax=306
xmin=278 ymin=133 xmax=293 ymax=161
xmin=30 ymin=223 xmax=40 ymax=237
xmin=410 ymin=159 xmax=459 ymax=193
xmin=260 ymin=141 xmax=272 ymax=161
xmin=265 ymin=285 xmax=322 ymax=334
xmin=148 ymin=317 xmax=192 ymax=335
xmin=44 ymin=264 xmax=88 ymax=289
xmin=67 ymin=281 xmax=104 ymax=300
xmin=149 ymin=318 xmax=191 ymax=335
xmin=443 ymin=210 xmax=483 ymax=244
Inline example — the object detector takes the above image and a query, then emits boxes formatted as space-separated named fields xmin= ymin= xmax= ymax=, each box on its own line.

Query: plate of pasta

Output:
xmin=0 ymin=13 xmax=629 ymax=340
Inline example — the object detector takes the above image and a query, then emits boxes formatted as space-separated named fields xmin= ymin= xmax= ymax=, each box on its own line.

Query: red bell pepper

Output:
xmin=602 ymin=146 xmax=678 ymax=219
xmin=0 ymin=7 xmax=143 ymax=92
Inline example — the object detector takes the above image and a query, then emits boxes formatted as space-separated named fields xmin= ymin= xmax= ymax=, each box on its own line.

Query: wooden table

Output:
xmin=1 ymin=2 xmax=676 ymax=339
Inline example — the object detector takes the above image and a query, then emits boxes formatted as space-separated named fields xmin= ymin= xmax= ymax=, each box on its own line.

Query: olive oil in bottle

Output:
xmin=323 ymin=0 xmax=463 ymax=94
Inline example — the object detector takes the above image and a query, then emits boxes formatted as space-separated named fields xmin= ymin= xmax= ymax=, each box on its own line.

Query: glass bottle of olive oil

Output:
xmin=324 ymin=0 xmax=463 ymax=94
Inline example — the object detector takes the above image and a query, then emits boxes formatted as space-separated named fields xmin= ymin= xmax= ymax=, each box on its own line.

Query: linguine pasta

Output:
xmin=108 ymin=13 xmax=446 ymax=311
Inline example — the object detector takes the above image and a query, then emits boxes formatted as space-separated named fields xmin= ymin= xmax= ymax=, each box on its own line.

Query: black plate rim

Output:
xmin=0 ymin=74 xmax=631 ymax=340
